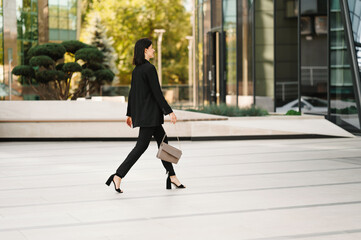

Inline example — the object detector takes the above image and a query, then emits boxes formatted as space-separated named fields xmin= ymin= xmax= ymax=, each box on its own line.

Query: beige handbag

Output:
xmin=156 ymin=134 xmax=182 ymax=164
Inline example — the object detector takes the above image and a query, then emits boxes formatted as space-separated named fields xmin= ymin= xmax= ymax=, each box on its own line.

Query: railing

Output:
xmin=276 ymin=66 xmax=327 ymax=102
xmin=301 ymin=66 xmax=328 ymax=86
xmin=276 ymin=82 xmax=298 ymax=102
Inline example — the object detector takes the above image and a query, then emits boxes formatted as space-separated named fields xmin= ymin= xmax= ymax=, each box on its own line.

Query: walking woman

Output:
xmin=106 ymin=38 xmax=185 ymax=193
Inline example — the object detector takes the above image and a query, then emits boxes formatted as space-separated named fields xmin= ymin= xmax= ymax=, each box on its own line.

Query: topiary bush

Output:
xmin=27 ymin=43 xmax=66 ymax=62
xmin=61 ymin=40 xmax=90 ymax=54
xmin=12 ymin=40 xmax=115 ymax=100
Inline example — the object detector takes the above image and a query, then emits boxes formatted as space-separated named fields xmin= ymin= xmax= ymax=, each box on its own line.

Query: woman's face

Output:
xmin=145 ymin=44 xmax=155 ymax=59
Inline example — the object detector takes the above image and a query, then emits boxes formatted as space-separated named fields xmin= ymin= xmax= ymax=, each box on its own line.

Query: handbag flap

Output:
xmin=160 ymin=142 xmax=182 ymax=159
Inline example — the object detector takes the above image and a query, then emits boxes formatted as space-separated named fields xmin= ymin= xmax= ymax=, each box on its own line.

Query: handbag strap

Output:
xmin=162 ymin=133 xmax=181 ymax=150
xmin=161 ymin=134 xmax=167 ymax=143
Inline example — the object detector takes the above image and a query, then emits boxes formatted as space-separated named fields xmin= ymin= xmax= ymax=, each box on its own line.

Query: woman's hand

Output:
xmin=126 ymin=117 xmax=132 ymax=128
xmin=169 ymin=112 xmax=177 ymax=124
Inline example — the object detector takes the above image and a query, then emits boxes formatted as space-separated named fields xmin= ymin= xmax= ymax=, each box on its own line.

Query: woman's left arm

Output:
xmin=126 ymin=87 xmax=132 ymax=117
xmin=145 ymin=65 xmax=173 ymax=115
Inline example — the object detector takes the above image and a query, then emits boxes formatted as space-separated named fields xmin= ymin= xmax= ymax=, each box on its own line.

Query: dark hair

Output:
xmin=133 ymin=38 xmax=152 ymax=66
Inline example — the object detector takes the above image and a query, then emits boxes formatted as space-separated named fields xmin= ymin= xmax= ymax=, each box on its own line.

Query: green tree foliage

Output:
xmin=82 ymin=12 xmax=119 ymax=83
xmin=85 ymin=0 xmax=191 ymax=85
xmin=27 ymin=43 xmax=66 ymax=62
xmin=61 ymin=40 xmax=90 ymax=54
xmin=12 ymin=40 xmax=115 ymax=100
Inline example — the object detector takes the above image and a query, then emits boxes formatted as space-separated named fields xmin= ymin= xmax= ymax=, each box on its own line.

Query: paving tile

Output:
xmin=0 ymin=138 xmax=361 ymax=239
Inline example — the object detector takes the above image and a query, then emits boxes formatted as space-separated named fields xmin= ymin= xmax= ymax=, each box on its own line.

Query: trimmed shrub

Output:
xmin=12 ymin=65 xmax=35 ymax=78
xmin=29 ymin=55 xmax=55 ymax=68
xmin=62 ymin=62 xmax=82 ymax=73
xmin=187 ymin=104 xmax=269 ymax=117
xmin=75 ymin=47 xmax=104 ymax=63
xmin=27 ymin=43 xmax=66 ymax=61
xmin=61 ymin=40 xmax=90 ymax=54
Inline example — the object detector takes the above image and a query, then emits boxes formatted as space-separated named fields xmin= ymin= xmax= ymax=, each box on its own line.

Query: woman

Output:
xmin=106 ymin=38 xmax=185 ymax=193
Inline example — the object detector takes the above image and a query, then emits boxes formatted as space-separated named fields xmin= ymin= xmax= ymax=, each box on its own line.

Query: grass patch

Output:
xmin=186 ymin=104 xmax=269 ymax=117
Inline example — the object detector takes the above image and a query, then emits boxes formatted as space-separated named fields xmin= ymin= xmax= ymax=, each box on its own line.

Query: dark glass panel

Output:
xmin=329 ymin=0 xmax=360 ymax=131
xmin=299 ymin=0 xmax=328 ymax=115
xmin=275 ymin=0 xmax=298 ymax=112
xmin=223 ymin=0 xmax=237 ymax=105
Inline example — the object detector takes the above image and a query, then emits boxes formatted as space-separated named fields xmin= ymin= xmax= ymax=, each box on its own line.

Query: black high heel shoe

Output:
xmin=166 ymin=175 xmax=186 ymax=189
xmin=106 ymin=174 xmax=123 ymax=193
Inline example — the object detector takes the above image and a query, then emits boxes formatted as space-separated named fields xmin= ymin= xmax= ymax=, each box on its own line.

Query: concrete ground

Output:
xmin=1 ymin=137 xmax=361 ymax=240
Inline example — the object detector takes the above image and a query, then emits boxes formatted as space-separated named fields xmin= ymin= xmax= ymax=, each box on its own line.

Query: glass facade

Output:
xmin=201 ymin=0 xmax=255 ymax=107
xmin=195 ymin=0 xmax=361 ymax=132
xmin=49 ymin=0 xmax=77 ymax=41
xmin=0 ymin=0 xmax=80 ymax=100
xmin=274 ymin=0 xmax=298 ymax=111
xmin=238 ymin=0 xmax=254 ymax=108
xmin=254 ymin=0 xmax=274 ymax=112
xmin=16 ymin=0 xmax=38 ymax=65
xmin=299 ymin=0 xmax=328 ymax=115
xmin=0 ymin=0 xmax=3 ymax=88
xmin=202 ymin=0 xmax=211 ymax=105
xmin=223 ymin=0 xmax=237 ymax=105
xmin=328 ymin=0 xmax=361 ymax=131
xmin=196 ymin=0 xmax=205 ymax=106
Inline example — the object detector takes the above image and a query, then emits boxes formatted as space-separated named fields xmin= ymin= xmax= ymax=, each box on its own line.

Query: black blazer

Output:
xmin=126 ymin=60 xmax=172 ymax=128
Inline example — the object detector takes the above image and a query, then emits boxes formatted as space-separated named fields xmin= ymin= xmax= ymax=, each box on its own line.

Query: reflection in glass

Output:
xmin=200 ymin=0 xmax=211 ymax=105
xmin=329 ymin=0 xmax=360 ymax=130
xmin=15 ymin=0 xmax=39 ymax=100
xmin=246 ymin=0 xmax=254 ymax=98
xmin=16 ymin=0 xmax=38 ymax=65
xmin=0 ymin=0 xmax=3 ymax=89
xmin=275 ymin=0 xmax=298 ymax=113
xmin=223 ymin=0 xmax=237 ymax=105
xmin=299 ymin=0 xmax=328 ymax=115
xmin=196 ymin=0 xmax=205 ymax=106
xmin=49 ymin=0 xmax=77 ymax=41
xmin=348 ymin=0 xmax=361 ymax=72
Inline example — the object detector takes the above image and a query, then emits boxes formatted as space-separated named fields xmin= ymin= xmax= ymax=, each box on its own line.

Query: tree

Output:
xmin=12 ymin=41 xmax=115 ymax=100
xmin=82 ymin=12 xmax=119 ymax=83
xmin=85 ymin=0 xmax=191 ymax=85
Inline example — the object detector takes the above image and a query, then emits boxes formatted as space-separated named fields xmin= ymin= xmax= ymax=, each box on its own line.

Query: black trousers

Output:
xmin=116 ymin=125 xmax=176 ymax=178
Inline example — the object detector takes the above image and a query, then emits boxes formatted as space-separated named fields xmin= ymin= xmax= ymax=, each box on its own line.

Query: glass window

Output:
xmin=299 ymin=0 xmax=328 ymax=115
xmin=0 ymin=0 xmax=3 ymax=88
xmin=275 ymin=0 xmax=298 ymax=113
xmin=49 ymin=0 xmax=78 ymax=41
xmin=223 ymin=0 xmax=237 ymax=106
xmin=329 ymin=0 xmax=360 ymax=131
xmin=16 ymin=0 xmax=38 ymax=65
xmin=254 ymin=0 xmax=274 ymax=112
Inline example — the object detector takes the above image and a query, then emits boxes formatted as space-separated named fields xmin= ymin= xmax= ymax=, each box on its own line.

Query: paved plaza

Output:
xmin=1 ymin=137 xmax=361 ymax=240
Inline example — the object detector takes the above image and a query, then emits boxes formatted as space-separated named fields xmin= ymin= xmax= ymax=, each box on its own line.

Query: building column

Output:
xmin=3 ymin=0 xmax=17 ymax=99
xmin=38 ymin=0 xmax=49 ymax=44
